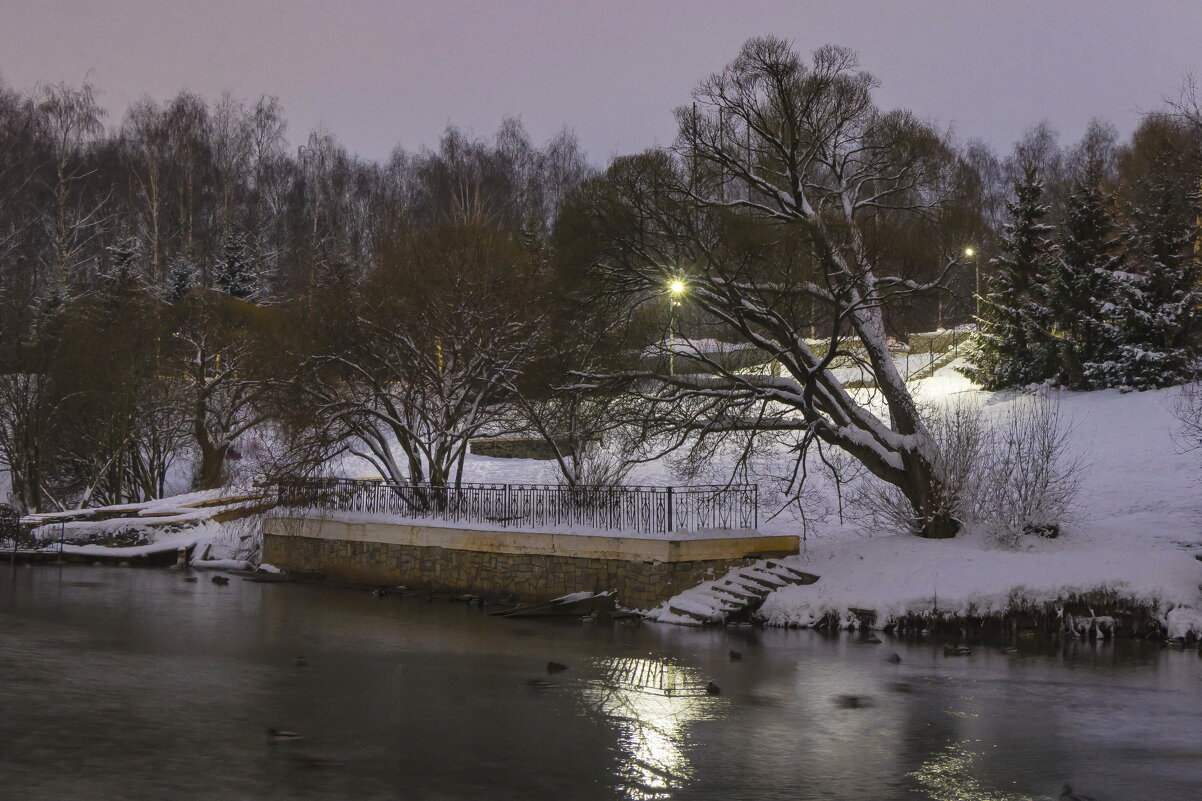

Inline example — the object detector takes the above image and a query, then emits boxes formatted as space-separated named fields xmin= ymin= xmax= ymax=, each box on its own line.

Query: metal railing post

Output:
xmin=666 ymin=486 xmax=674 ymax=533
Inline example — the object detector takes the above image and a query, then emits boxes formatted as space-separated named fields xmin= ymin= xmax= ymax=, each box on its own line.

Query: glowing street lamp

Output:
xmin=964 ymin=246 xmax=980 ymax=319
xmin=668 ymin=278 xmax=686 ymax=304
xmin=667 ymin=277 xmax=687 ymax=375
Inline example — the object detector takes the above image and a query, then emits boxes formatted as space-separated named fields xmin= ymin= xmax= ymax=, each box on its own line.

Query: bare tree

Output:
xmin=36 ymin=81 xmax=108 ymax=290
xmin=578 ymin=38 xmax=976 ymax=537
xmin=172 ymin=293 xmax=275 ymax=490
xmin=0 ymin=371 xmax=64 ymax=511
xmin=1167 ymin=74 xmax=1202 ymax=136
xmin=300 ymin=223 xmax=547 ymax=487
xmin=1172 ymin=381 xmax=1202 ymax=456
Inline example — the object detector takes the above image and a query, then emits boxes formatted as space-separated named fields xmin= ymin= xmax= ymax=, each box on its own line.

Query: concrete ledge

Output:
xmin=263 ymin=516 xmax=798 ymax=562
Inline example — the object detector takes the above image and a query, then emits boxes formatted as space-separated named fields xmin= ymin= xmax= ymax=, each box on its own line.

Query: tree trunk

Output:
xmin=192 ymin=434 xmax=228 ymax=491
xmin=899 ymin=451 xmax=961 ymax=539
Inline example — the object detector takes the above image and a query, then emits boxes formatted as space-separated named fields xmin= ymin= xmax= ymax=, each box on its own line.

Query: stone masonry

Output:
xmin=260 ymin=516 xmax=799 ymax=610
xmin=263 ymin=533 xmax=760 ymax=610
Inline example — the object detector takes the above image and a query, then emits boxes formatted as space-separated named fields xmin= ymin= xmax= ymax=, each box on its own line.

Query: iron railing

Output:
xmin=275 ymin=478 xmax=758 ymax=534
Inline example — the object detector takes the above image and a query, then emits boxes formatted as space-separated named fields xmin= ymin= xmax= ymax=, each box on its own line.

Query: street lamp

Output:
xmin=668 ymin=278 xmax=686 ymax=304
xmin=964 ymin=246 xmax=980 ymax=320
xmin=667 ymin=277 xmax=687 ymax=375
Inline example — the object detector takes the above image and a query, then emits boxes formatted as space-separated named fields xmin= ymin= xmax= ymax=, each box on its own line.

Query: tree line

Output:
xmin=0 ymin=79 xmax=595 ymax=511
xmin=2 ymin=38 xmax=1200 ymax=541
xmin=969 ymin=114 xmax=1202 ymax=390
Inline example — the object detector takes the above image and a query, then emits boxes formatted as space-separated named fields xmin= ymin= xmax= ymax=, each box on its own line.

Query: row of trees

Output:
xmin=2 ymin=38 xmax=1200 ymax=541
xmin=969 ymin=113 xmax=1202 ymax=390
xmin=0 ymin=77 xmax=594 ymax=511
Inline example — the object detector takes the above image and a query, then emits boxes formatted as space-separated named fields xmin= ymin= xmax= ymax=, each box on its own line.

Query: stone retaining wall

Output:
xmin=262 ymin=516 xmax=798 ymax=610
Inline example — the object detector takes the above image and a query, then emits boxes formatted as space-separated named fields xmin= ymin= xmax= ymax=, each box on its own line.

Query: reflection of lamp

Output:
xmin=584 ymin=657 xmax=722 ymax=800
xmin=908 ymin=741 xmax=1021 ymax=801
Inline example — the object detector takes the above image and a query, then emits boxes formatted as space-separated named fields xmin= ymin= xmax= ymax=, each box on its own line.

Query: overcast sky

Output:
xmin=2 ymin=1 xmax=1200 ymax=163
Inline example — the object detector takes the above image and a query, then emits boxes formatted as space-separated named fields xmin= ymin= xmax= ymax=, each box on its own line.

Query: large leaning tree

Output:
xmin=571 ymin=38 xmax=978 ymax=538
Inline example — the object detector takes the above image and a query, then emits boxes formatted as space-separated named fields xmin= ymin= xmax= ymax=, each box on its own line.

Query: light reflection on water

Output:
xmin=583 ymin=657 xmax=724 ymax=799
xmin=1 ymin=565 xmax=1201 ymax=801
xmin=908 ymin=742 xmax=1036 ymax=801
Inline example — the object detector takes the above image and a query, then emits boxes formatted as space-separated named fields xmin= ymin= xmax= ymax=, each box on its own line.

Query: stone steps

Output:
xmin=650 ymin=557 xmax=821 ymax=626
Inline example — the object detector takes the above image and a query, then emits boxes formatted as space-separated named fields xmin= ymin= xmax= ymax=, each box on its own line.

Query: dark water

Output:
xmin=1 ymin=565 xmax=1199 ymax=801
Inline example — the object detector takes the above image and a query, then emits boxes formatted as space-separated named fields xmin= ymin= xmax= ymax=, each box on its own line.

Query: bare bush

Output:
xmin=198 ymin=512 xmax=264 ymax=565
xmin=855 ymin=398 xmax=988 ymax=535
xmin=856 ymin=394 xmax=1081 ymax=544
xmin=1170 ymin=380 xmax=1202 ymax=455
xmin=556 ymin=440 xmax=633 ymax=489
xmin=973 ymin=395 xmax=1082 ymax=545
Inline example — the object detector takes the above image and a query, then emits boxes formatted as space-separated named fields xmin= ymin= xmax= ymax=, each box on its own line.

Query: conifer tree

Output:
xmin=214 ymin=230 xmax=257 ymax=300
xmin=1110 ymin=169 xmax=1201 ymax=387
xmin=964 ymin=166 xmax=1057 ymax=389
xmin=166 ymin=255 xmax=197 ymax=302
xmin=1047 ymin=163 xmax=1125 ymax=388
xmin=102 ymin=238 xmax=142 ymax=294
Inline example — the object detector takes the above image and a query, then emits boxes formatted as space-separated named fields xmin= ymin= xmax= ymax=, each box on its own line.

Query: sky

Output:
xmin=2 ymin=1 xmax=1200 ymax=164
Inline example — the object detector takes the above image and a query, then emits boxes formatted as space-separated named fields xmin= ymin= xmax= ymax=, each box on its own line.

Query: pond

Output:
xmin=1 ymin=565 xmax=1199 ymax=800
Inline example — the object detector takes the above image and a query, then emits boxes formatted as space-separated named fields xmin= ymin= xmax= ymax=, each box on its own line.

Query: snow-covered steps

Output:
xmin=649 ymin=559 xmax=819 ymax=626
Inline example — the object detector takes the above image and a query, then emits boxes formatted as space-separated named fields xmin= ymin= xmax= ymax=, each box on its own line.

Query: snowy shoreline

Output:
xmin=8 ymin=366 xmax=1201 ymax=641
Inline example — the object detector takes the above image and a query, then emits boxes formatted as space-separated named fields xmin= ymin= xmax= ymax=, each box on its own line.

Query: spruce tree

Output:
xmin=1109 ymin=169 xmax=1201 ymax=388
xmin=102 ymin=238 xmax=142 ymax=294
xmin=964 ymin=166 xmax=1057 ymax=389
xmin=214 ymin=230 xmax=257 ymax=300
xmin=166 ymin=255 xmax=197 ymax=302
xmin=1047 ymin=163 xmax=1125 ymax=388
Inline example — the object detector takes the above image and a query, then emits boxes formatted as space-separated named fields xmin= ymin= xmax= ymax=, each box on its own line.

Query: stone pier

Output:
xmin=262 ymin=515 xmax=799 ymax=610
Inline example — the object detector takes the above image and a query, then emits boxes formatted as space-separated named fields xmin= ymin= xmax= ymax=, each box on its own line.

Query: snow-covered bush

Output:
xmin=201 ymin=512 xmax=264 ymax=565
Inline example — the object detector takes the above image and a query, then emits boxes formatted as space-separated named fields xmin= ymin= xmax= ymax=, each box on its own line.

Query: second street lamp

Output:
xmin=964 ymin=246 xmax=980 ymax=320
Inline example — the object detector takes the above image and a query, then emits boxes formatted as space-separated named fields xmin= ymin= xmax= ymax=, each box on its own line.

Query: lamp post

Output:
xmin=667 ymin=278 xmax=686 ymax=376
xmin=964 ymin=246 xmax=981 ymax=321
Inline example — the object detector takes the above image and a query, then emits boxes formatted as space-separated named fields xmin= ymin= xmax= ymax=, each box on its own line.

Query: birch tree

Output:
xmin=36 ymin=82 xmax=108 ymax=292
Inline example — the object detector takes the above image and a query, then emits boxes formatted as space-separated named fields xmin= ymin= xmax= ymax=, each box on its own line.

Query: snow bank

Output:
xmin=1165 ymin=606 xmax=1202 ymax=640
xmin=442 ymin=364 xmax=1202 ymax=628
xmin=756 ymin=529 xmax=1200 ymax=627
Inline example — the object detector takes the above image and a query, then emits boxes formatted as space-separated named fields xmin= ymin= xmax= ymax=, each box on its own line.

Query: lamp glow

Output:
xmin=668 ymin=278 xmax=686 ymax=296
xmin=964 ymin=247 xmax=975 ymax=257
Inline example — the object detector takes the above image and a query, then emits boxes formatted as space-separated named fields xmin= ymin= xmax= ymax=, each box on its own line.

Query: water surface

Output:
xmin=1 ymin=565 xmax=1199 ymax=800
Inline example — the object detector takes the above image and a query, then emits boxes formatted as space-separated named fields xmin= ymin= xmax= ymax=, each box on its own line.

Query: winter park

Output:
xmin=2 ymin=3 xmax=1202 ymax=800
